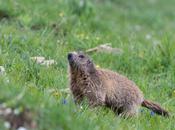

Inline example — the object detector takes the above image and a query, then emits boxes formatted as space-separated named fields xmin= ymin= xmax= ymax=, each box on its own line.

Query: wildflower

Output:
xmin=14 ymin=108 xmax=20 ymax=115
xmin=4 ymin=108 xmax=12 ymax=115
xmin=76 ymin=33 xmax=86 ymax=39
xmin=17 ymin=127 xmax=27 ymax=130
xmin=80 ymin=33 xmax=84 ymax=38
xmin=172 ymin=90 xmax=175 ymax=97
xmin=145 ymin=34 xmax=152 ymax=40
xmin=96 ymin=37 xmax=100 ymax=41
xmin=96 ymin=65 xmax=100 ymax=68
xmin=4 ymin=121 xmax=11 ymax=129
xmin=52 ymin=91 xmax=61 ymax=98
xmin=80 ymin=33 xmax=85 ymax=38
xmin=14 ymin=107 xmax=23 ymax=115
xmin=85 ymin=36 xmax=89 ymax=40
xmin=0 ymin=66 xmax=5 ymax=75
xmin=134 ymin=25 xmax=141 ymax=31
xmin=57 ymin=39 xmax=60 ymax=43
xmin=59 ymin=12 xmax=64 ymax=17
xmin=61 ymin=99 xmax=67 ymax=105
xmin=153 ymin=40 xmax=160 ymax=46
xmin=150 ymin=111 xmax=155 ymax=116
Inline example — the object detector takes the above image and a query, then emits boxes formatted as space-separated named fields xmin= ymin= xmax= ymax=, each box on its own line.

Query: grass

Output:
xmin=0 ymin=0 xmax=175 ymax=129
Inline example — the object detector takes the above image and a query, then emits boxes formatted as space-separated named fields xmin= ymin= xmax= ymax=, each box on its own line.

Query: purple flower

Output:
xmin=61 ymin=99 xmax=67 ymax=105
xmin=150 ymin=111 xmax=155 ymax=116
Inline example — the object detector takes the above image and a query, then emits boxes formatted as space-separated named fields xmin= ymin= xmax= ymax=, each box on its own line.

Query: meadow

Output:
xmin=0 ymin=0 xmax=175 ymax=129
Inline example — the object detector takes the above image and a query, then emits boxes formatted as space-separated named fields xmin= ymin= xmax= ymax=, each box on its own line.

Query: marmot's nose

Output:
xmin=67 ymin=53 xmax=73 ymax=61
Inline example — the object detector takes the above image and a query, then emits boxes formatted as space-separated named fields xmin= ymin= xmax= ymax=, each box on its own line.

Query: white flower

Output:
xmin=14 ymin=108 xmax=20 ymax=115
xmin=134 ymin=25 xmax=141 ymax=31
xmin=17 ymin=127 xmax=28 ymax=130
xmin=0 ymin=66 xmax=5 ymax=75
xmin=4 ymin=121 xmax=11 ymax=129
xmin=145 ymin=34 xmax=152 ymax=40
xmin=153 ymin=40 xmax=160 ymax=46
xmin=4 ymin=108 xmax=12 ymax=115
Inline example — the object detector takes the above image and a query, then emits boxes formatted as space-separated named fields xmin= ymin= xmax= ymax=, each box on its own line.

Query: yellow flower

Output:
xmin=96 ymin=65 xmax=100 ymax=68
xmin=59 ymin=12 xmax=64 ymax=17
xmin=85 ymin=36 xmax=89 ymax=40
xmin=76 ymin=33 xmax=85 ymax=39
xmin=52 ymin=91 xmax=61 ymax=99
xmin=172 ymin=90 xmax=175 ymax=97
xmin=80 ymin=33 xmax=85 ymax=38
xmin=96 ymin=37 xmax=100 ymax=41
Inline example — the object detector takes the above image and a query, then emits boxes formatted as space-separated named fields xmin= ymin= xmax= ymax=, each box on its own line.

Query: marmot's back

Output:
xmin=97 ymin=69 xmax=144 ymax=114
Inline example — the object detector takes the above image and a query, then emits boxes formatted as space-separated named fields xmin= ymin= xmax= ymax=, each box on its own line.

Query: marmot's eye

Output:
xmin=79 ymin=55 xmax=85 ymax=58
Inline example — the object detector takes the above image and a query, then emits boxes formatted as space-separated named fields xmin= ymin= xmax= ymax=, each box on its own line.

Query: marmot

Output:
xmin=67 ymin=52 xmax=169 ymax=117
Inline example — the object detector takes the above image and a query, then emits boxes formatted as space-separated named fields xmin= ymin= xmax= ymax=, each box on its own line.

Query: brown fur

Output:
xmin=67 ymin=52 xmax=169 ymax=117
xmin=142 ymin=100 xmax=169 ymax=117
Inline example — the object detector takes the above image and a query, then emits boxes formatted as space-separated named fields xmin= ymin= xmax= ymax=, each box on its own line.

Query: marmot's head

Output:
xmin=68 ymin=52 xmax=95 ymax=74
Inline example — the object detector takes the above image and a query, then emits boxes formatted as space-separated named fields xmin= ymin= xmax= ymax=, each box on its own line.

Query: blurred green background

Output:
xmin=0 ymin=0 xmax=175 ymax=130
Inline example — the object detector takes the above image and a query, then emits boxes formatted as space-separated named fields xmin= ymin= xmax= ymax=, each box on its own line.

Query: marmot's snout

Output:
xmin=67 ymin=52 xmax=94 ymax=73
xmin=67 ymin=53 xmax=73 ymax=61
xmin=67 ymin=52 xmax=87 ymax=63
xmin=67 ymin=52 xmax=78 ymax=63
